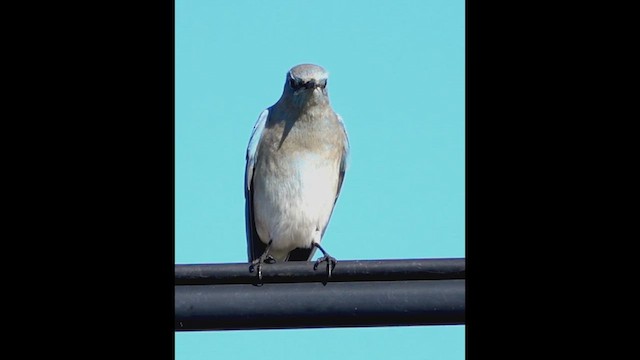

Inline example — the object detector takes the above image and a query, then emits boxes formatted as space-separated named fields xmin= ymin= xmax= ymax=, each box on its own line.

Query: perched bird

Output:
xmin=244 ymin=64 xmax=349 ymax=280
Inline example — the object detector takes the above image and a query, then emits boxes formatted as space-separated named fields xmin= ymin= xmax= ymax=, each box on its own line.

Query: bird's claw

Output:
xmin=250 ymin=255 xmax=276 ymax=282
xmin=314 ymin=255 xmax=337 ymax=279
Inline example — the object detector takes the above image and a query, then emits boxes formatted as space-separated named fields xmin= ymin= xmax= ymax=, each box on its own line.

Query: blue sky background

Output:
xmin=176 ymin=0 xmax=464 ymax=358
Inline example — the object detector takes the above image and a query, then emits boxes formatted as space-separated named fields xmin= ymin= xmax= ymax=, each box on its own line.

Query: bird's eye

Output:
xmin=289 ymin=78 xmax=302 ymax=90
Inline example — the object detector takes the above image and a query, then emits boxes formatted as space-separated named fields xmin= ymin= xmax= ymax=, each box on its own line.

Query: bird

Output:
xmin=244 ymin=64 xmax=349 ymax=281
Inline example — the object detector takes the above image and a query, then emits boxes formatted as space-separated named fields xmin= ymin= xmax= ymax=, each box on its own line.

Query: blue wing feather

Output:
xmin=336 ymin=114 xmax=349 ymax=202
xmin=245 ymin=109 xmax=269 ymax=261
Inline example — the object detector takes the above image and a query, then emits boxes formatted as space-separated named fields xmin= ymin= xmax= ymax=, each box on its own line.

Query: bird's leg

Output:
xmin=250 ymin=240 xmax=276 ymax=281
xmin=312 ymin=242 xmax=337 ymax=279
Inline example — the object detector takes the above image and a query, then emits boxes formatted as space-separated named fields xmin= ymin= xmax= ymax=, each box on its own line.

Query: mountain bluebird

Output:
xmin=244 ymin=64 xmax=349 ymax=280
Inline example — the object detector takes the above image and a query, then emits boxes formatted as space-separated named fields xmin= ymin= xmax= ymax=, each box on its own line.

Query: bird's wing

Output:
xmin=287 ymin=114 xmax=350 ymax=261
xmin=245 ymin=109 xmax=269 ymax=262
xmin=334 ymin=113 xmax=350 ymax=205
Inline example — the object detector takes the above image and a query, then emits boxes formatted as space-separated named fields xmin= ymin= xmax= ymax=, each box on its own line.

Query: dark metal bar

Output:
xmin=175 ymin=258 xmax=465 ymax=285
xmin=175 ymin=279 xmax=465 ymax=331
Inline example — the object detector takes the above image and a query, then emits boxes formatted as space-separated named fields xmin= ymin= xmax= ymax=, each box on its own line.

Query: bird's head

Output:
xmin=282 ymin=64 xmax=330 ymax=107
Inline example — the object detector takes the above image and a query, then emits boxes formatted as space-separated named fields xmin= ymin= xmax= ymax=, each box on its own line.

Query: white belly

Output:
xmin=253 ymin=152 xmax=340 ymax=261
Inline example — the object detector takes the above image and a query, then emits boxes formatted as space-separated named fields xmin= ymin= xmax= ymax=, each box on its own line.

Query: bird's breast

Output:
xmin=253 ymin=149 xmax=341 ymax=253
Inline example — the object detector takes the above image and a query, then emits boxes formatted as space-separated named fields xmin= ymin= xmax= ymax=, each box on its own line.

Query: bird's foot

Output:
xmin=249 ymin=255 xmax=276 ymax=281
xmin=313 ymin=254 xmax=337 ymax=279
